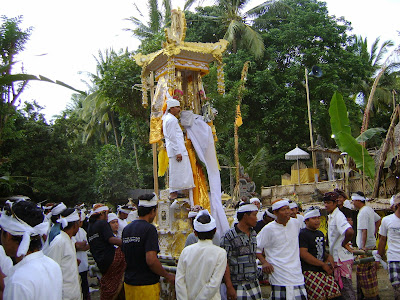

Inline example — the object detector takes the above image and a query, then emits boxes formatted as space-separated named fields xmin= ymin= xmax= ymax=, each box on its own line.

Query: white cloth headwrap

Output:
xmin=304 ymin=209 xmax=320 ymax=220
xmin=166 ymin=98 xmax=180 ymax=110
xmin=193 ymin=210 xmax=216 ymax=232
xmin=50 ymin=202 xmax=67 ymax=216
xmin=188 ymin=211 xmax=198 ymax=218
xmin=265 ymin=209 xmax=276 ymax=220
xmin=139 ymin=193 xmax=158 ymax=207
xmin=289 ymin=202 xmax=298 ymax=209
xmin=90 ymin=206 xmax=109 ymax=217
xmin=108 ymin=213 xmax=118 ymax=223
xmin=0 ymin=213 xmax=49 ymax=257
xmin=117 ymin=206 xmax=131 ymax=215
xmin=351 ymin=193 xmax=367 ymax=201
xmin=57 ymin=210 xmax=80 ymax=229
xmin=250 ymin=197 xmax=260 ymax=204
xmin=390 ymin=195 xmax=395 ymax=208
xmin=43 ymin=205 xmax=53 ymax=210
xmin=272 ymin=200 xmax=290 ymax=211
xmin=237 ymin=204 xmax=258 ymax=213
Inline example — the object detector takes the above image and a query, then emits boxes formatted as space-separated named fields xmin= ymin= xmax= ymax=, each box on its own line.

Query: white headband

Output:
xmin=250 ymin=198 xmax=260 ymax=204
xmin=90 ymin=206 xmax=109 ymax=217
xmin=43 ymin=205 xmax=53 ymax=210
xmin=304 ymin=209 xmax=320 ymax=220
xmin=117 ymin=206 xmax=131 ymax=214
xmin=390 ymin=196 xmax=395 ymax=207
xmin=50 ymin=202 xmax=67 ymax=216
xmin=108 ymin=213 xmax=118 ymax=223
xmin=0 ymin=213 xmax=49 ymax=257
xmin=237 ymin=204 xmax=259 ymax=213
xmin=265 ymin=209 xmax=277 ymax=220
xmin=167 ymin=98 xmax=180 ymax=110
xmin=188 ymin=211 xmax=198 ymax=218
xmin=289 ymin=202 xmax=298 ymax=209
xmin=351 ymin=193 xmax=367 ymax=201
xmin=57 ymin=210 xmax=80 ymax=229
xmin=193 ymin=210 xmax=216 ymax=232
xmin=139 ymin=193 xmax=158 ymax=207
xmin=272 ymin=200 xmax=290 ymax=211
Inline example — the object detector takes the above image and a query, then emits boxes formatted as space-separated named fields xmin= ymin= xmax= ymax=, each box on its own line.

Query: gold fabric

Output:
xmin=158 ymin=146 xmax=169 ymax=177
xmin=124 ymin=282 xmax=160 ymax=300
xmin=186 ymin=139 xmax=210 ymax=211
xmin=281 ymin=168 xmax=319 ymax=185
xmin=149 ymin=116 xmax=163 ymax=144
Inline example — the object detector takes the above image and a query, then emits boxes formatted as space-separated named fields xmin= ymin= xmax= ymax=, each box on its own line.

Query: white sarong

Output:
xmin=169 ymin=155 xmax=195 ymax=192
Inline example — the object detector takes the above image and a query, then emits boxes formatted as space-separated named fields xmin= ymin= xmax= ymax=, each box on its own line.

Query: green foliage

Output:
xmin=329 ymin=92 xmax=375 ymax=179
xmin=356 ymin=128 xmax=386 ymax=143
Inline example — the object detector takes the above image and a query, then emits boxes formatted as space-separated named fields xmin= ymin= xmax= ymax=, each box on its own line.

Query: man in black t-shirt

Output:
xmin=299 ymin=207 xmax=342 ymax=300
xmin=87 ymin=204 xmax=124 ymax=299
xmin=122 ymin=193 xmax=175 ymax=299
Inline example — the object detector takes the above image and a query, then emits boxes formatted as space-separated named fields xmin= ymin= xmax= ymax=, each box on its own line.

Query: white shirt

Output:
xmin=127 ymin=210 xmax=139 ymax=224
xmin=117 ymin=218 xmax=128 ymax=238
xmin=71 ymin=228 xmax=89 ymax=273
xmin=256 ymin=210 xmax=264 ymax=221
xmin=4 ymin=251 xmax=62 ymax=300
xmin=294 ymin=214 xmax=306 ymax=229
xmin=163 ymin=113 xmax=188 ymax=157
xmin=356 ymin=205 xmax=380 ymax=249
xmin=327 ymin=207 xmax=353 ymax=262
xmin=176 ymin=239 xmax=227 ymax=300
xmin=0 ymin=245 xmax=13 ymax=276
xmin=256 ymin=218 xmax=304 ymax=286
xmin=379 ymin=213 xmax=400 ymax=261
xmin=44 ymin=231 xmax=82 ymax=300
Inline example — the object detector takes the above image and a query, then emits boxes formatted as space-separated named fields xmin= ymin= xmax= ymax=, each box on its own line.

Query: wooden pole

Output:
xmin=149 ymin=71 xmax=159 ymax=196
xmin=305 ymin=68 xmax=317 ymax=180
xmin=373 ymin=105 xmax=400 ymax=198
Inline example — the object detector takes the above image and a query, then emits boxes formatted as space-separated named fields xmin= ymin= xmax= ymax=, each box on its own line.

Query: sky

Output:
xmin=3 ymin=0 xmax=400 ymax=121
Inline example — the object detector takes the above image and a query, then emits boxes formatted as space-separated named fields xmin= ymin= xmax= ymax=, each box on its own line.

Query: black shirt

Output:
xmin=122 ymin=219 xmax=160 ymax=286
xmin=254 ymin=220 xmax=267 ymax=233
xmin=87 ymin=219 xmax=115 ymax=274
xmin=299 ymin=228 xmax=326 ymax=272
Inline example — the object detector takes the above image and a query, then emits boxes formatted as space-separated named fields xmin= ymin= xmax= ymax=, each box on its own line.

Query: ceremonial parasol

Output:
xmin=285 ymin=145 xmax=310 ymax=184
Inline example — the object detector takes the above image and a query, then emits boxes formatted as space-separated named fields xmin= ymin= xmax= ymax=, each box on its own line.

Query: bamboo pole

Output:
xmin=149 ymin=71 xmax=159 ymax=196
xmin=373 ymin=105 xmax=400 ymax=198
xmin=305 ymin=68 xmax=317 ymax=180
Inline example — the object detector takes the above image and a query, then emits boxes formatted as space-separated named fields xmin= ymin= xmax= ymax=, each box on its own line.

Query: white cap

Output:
xmin=108 ymin=213 xmax=118 ymax=223
xmin=272 ymin=199 xmax=290 ymax=211
xmin=250 ymin=197 xmax=260 ymax=204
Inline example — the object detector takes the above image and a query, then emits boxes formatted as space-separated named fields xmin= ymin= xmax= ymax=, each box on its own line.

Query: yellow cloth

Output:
xmin=158 ymin=146 xmax=169 ymax=177
xmin=281 ymin=168 xmax=319 ymax=185
xmin=186 ymin=139 xmax=210 ymax=211
xmin=124 ymin=282 xmax=160 ymax=300
xmin=149 ymin=115 xmax=163 ymax=144
xmin=235 ymin=104 xmax=243 ymax=127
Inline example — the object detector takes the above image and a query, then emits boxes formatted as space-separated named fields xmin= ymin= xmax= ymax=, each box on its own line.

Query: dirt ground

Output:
xmin=89 ymin=266 xmax=395 ymax=299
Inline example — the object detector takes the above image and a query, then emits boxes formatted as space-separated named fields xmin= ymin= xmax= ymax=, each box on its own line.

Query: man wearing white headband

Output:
xmin=44 ymin=208 xmax=81 ymax=300
xmin=117 ymin=204 xmax=131 ymax=238
xmin=299 ymin=207 xmax=341 ymax=299
xmin=176 ymin=210 xmax=227 ymax=300
xmin=47 ymin=202 xmax=67 ymax=245
xmin=162 ymin=95 xmax=195 ymax=200
xmin=351 ymin=191 xmax=381 ymax=299
xmin=323 ymin=191 xmax=355 ymax=299
xmin=289 ymin=200 xmax=306 ymax=229
xmin=71 ymin=211 xmax=90 ymax=300
xmin=87 ymin=203 xmax=124 ymax=299
xmin=378 ymin=193 xmax=400 ymax=299
xmin=1 ymin=200 xmax=62 ymax=300
xmin=254 ymin=207 xmax=275 ymax=234
xmin=221 ymin=202 xmax=262 ymax=300
xmin=256 ymin=199 xmax=307 ymax=299
xmin=122 ymin=193 xmax=174 ymax=299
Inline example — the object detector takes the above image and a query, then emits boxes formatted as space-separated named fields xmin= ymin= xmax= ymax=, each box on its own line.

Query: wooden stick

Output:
xmin=149 ymin=71 xmax=159 ymax=196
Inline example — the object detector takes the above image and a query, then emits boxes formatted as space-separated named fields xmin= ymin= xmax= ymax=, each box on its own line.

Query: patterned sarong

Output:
xmin=356 ymin=261 xmax=379 ymax=299
xmin=333 ymin=259 xmax=353 ymax=289
xmin=100 ymin=247 xmax=126 ymax=300
xmin=389 ymin=261 xmax=400 ymax=287
xmin=270 ymin=284 xmax=307 ymax=300
xmin=124 ymin=282 xmax=160 ymax=300
xmin=234 ymin=281 xmax=262 ymax=300
xmin=303 ymin=271 xmax=341 ymax=299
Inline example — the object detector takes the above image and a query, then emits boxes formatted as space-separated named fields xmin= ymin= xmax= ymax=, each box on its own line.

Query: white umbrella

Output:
xmin=285 ymin=145 xmax=310 ymax=184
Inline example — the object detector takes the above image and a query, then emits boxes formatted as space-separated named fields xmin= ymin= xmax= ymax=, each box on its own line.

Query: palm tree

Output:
xmin=124 ymin=0 xmax=172 ymax=40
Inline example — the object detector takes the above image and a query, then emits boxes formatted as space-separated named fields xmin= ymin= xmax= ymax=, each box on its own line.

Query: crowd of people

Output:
xmin=0 ymin=189 xmax=400 ymax=300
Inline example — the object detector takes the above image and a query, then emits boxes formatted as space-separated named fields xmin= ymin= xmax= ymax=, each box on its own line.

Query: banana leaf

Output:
xmin=329 ymin=91 xmax=351 ymax=148
xmin=356 ymin=128 xmax=386 ymax=143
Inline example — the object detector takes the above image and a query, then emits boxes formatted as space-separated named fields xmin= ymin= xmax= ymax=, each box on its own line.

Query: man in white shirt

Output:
xmin=352 ymin=191 xmax=381 ymax=299
xmin=289 ymin=200 xmax=305 ymax=229
xmin=176 ymin=210 xmax=227 ymax=299
xmin=45 ymin=208 xmax=82 ymax=300
xmin=257 ymin=199 xmax=307 ymax=300
xmin=250 ymin=197 xmax=264 ymax=221
xmin=162 ymin=96 xmax=195 ymax=200
xmin=1 ymin=199 xmax=62 ymax=300
xmin=117 ymin=205 xmax=131 ymax=238
xmin=378 ymin=193 xmax=400 ymax=299
xmin=72 ymin=211 xmax=90 ymax=300
xmin=324 ymin=191 xmax=356 ymax=300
